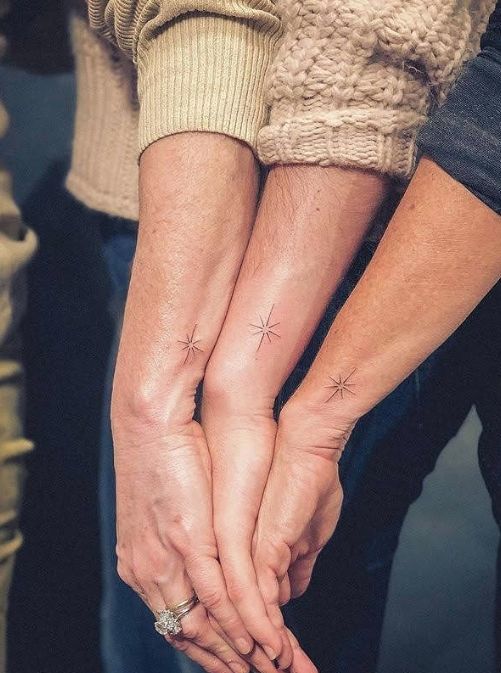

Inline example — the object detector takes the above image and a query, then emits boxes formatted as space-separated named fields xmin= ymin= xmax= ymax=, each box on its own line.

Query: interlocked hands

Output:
xmin=111 ymin=138 xmax=387 ymax=673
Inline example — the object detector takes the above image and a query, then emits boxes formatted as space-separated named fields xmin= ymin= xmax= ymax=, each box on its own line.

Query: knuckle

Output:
xmin=226 ymin=581 xmax=246 ymax=605
xmin=197 ymin=586 xmax=225 ymax=612
xmin=203 ymin=658 xmax=225 ymax=673
xmin=129 ymin=560 xmax=155 ymax=590
xmin=132 ymin=569 xmax=151 ymax=590
xmin=116 ymin=560 xmax=135 ymax=587
xmin=256 ymin=537 xmax=290 ymax=576
xmin=145 ymin=553 xmax=170 ymax=584
xmin=169 ymin=637 xmax=189 ymax=652
xmin=181 ymin=616 xmax=206 ymax=641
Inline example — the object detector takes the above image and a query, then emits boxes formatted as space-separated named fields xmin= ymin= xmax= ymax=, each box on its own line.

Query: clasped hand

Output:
xmin=112 ymin=352 xmax=353 ymax=673
xmin=111 ymin=138 xmax=384 ymax=673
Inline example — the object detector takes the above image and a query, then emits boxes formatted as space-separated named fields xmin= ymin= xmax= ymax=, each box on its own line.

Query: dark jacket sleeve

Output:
xmin=417 ymin=1 xmax=501 ymax=215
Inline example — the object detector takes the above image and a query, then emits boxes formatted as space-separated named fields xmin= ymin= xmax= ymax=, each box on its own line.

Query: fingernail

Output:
xmin=236 ymin=637 xmax=253 ymax=655
xmin=264 ymin=646 xmax=278 ymax=660
xmin=235 ymin=638 xmax=254 ymax=654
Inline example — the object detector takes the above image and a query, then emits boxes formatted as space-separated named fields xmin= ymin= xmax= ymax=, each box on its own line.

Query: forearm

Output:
xmin=205 ymin=164 xmax=388 ymax=405
xmin=112 ymin=133 xmax=258 ymax=427
xmin=295 ymin=158 xmax=501 ymax=423
xmin=201 ymin=164 xmax=386 ymax=661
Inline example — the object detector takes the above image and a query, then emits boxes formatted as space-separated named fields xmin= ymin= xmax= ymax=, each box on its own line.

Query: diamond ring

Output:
xmin=154 ymin=594 xmax=199 ymax=636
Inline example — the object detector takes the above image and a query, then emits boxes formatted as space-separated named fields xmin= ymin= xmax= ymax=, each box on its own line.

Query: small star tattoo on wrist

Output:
xmin=325 ymin=369 xmax=357 ymax=402
xmin=250 ymin=305 xmax=281 ymax=351
xmin=178 ymin=325 xmax=203 ymax=364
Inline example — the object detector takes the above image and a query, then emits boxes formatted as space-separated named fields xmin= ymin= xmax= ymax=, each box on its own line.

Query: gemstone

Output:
xmin=154 ymin=609 xmax=182 ymax=636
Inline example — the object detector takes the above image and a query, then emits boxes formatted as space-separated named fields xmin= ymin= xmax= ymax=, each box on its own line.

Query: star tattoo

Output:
xmin=250 ymin=305 xmax=281 ymax=351
xmin=178 ymin=325 xmax=203 ymax=364
xmin=325 ymin=369 xmax=357 ymax=402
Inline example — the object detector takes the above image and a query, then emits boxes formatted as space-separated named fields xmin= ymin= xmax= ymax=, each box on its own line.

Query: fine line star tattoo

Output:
xmin=178 ymin=325 xmax=203 ymax=364
xmin=250 ymin=305 xmax=281 ymax=351
xmin=325 ymin=369 xmax=357 ymax=402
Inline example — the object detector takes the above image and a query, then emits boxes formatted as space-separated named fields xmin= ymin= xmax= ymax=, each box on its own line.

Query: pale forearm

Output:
xmin=295 ymin=158 xmax=501 ymax=422
xmin=113 ymin=133 xmax=258 ymax=425
xmin=205 ymin=164 xmax=388 ymax=404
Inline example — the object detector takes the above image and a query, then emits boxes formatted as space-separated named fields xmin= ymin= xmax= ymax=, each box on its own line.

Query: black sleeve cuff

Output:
xmin=417 ymin=46 xmax=501 ymax=216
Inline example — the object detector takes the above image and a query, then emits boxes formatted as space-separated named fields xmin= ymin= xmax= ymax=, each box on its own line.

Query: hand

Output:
xmin=112 ymin=404 xmax=253 ymax=672
xmin=110 ymin=132 xmax=286 ymax=672
xmin=251 ymin=398 xmax=355 ymax=610
xmin=202 ymin=388 xmax=322 ymax=673
xmin=250 ymin=157 xmax=501 ymax=646
xmin=203 ymin=164 xmax=387 ymax=671
xmin=202 ymin=389 xmax=296 ymax=669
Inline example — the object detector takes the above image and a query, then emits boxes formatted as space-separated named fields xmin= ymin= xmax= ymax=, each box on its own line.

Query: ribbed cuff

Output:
xmin=66 ymin=15 xmax=139 ymax=221
xmin=258 ymin=110 xmax=425 ymax=179
xmin=137 ymin=13 xmax=278 ymax=156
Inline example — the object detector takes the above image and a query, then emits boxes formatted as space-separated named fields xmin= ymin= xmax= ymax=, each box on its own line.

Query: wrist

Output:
xmin=112 ymin=379 xmax=198 ymax=435
xmin=279 ymin=393 xmax=359 ymax=457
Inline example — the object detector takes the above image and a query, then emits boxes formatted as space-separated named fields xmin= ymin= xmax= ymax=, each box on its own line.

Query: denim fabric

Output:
xmin=481 ymin=1 xmax=501 ymax=54
xmin=417 ymin=1 xmax=501 ymax=215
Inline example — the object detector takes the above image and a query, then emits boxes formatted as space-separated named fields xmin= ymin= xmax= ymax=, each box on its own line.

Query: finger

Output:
xmin=288 ymin=554 xmax=318 ymax=599
xmin=184 ymin=431 xmax=256 ymax=657
xmin=158 ymin=571 xmax=249 ymax=673
xmin=184 ymin=552 xmax=255 ymax=655
xmin=254 ymin=563 xmax=292 ymax=670
xmin=217 ymin=534 xmax=284 ymax=661
xmin=180 ymin=604 xmax=249 ymax=673
xmin=213 ymin=446 xmax=283 ymax=660
xmin=131 ymin=572 xmax=167 ymax=616
xmin=286 ymin=629 xmax=318 ymax=673
xmin=169 ymin=637 xmax=237 ymax=673
xmin=209 ymin=419 xmax=284 ymax=660
xmin=277 ymin=628 xmax=293 ymax=671
xmin=209 ymin=616 xmax=278 ymax=673
xmin=278 ymin=573 xmax=291 ymax=606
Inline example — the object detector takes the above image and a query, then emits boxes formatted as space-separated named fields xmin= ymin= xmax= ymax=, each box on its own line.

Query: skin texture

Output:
xmin=206 ymin=157 xmax=501 ymax=643
xmin=203 ymin=164 xmax=389 ymax=645
xmin=111 ymin=132 xmax=304 ymax=673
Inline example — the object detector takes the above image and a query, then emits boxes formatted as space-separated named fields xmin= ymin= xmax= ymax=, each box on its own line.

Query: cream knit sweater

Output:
xmin=67 ymin=0 xmax=494 ymax=222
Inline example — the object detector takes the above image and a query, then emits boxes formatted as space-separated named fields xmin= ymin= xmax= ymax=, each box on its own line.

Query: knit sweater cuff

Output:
xmin=257 ymin=110 xmax=424 ymax=179
xmin=66 ymin=15 xmax=139 ymax=221
xmin=137 ymin=13 xmax=277 ymax=156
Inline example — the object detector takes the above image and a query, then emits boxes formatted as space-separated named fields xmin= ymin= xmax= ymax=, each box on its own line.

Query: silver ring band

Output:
xmin=154 ymin=594 xmax=199 ymax=637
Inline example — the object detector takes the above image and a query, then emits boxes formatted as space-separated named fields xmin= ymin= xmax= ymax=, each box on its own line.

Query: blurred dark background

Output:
xmin=0 ymin=46 xmax=498 ymax=673
xmin=1 ymin=62 xmax=111 ymax=673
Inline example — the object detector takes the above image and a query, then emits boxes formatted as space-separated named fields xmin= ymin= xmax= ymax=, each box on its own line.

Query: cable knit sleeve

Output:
xmin=258 ymin=0 xmax=493 ymax=178
xmin=87 ymin=0 xmax=282 ymax=156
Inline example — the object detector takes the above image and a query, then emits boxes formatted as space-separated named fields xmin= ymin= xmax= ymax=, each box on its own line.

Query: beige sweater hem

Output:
xmin=66 ymin=15 xmax=139 ymax=221
xmin=258 ymin=111 xmax=425 ymax=179
xmin=137 ymin=13 xmax=281 ymax=157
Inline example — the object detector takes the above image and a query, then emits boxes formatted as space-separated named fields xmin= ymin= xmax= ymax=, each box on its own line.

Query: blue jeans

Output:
xmin=99 ymin=220 xmax=501 ymax=673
